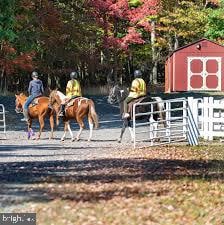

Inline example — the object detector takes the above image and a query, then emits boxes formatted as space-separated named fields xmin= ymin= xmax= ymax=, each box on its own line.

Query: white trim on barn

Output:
xmin=187 ymin=57 xmax=222 ymax=91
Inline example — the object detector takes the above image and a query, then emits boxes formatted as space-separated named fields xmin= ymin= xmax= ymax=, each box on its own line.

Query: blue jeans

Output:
xmin=24 ymin=95 xmax=36 ymax=110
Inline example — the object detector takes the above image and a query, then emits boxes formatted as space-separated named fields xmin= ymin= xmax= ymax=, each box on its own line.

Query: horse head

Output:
xmin=49 ymin=89 xmax=62 ymax=107
xmin=15 ymin=93 xmax=27 ymax=113
xmin=108 ymin=84 xmax=128 ymax=104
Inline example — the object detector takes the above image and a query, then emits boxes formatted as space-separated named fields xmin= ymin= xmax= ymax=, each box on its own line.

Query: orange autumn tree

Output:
xmin=87 ymin=0 xmax=160 ymax=83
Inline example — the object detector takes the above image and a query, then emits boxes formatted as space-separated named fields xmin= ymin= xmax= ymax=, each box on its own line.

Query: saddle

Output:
xmin=127 ymin=96 xmax=154 ymax=119
xmin=29 ymin=97 xmax=41 ymax=108
xmin=66 ymin=97 xmax=88 ymax=108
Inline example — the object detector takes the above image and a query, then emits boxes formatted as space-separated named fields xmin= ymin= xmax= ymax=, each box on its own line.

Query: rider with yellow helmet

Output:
xmin=123 ymin=69 xmax=146 ymax=118
xmin=59 ymin=71 xmax=82 ymax=117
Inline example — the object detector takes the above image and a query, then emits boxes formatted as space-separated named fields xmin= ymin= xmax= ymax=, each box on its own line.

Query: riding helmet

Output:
xmin=134 ymin=70 xmax=142 ymax=78
xmin=70 ymin=71 xmax=78 ymax=80
xmin=31 ymin=71 xmax=38 ymax=78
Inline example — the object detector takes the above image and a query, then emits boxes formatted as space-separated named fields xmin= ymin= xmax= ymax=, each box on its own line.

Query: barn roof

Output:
xmin=166 ymin=38 xmax=224 ymax=59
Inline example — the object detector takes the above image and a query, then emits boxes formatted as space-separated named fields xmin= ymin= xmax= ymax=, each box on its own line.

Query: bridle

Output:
xmin=15 ymin=97 xmax=23 ymax=113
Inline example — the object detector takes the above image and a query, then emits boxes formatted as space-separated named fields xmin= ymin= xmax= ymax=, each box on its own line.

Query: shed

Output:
xmin=165 ymin=38 xmax=224 ymax=92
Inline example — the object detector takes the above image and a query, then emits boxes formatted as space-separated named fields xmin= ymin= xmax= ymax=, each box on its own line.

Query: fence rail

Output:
xmin=132 ymin=98 xmax=191 ymax=148
xmin=0 ymin=104 xmax=6 ymax=139
xmin=188 ymin=96 xmax=224 ymax=141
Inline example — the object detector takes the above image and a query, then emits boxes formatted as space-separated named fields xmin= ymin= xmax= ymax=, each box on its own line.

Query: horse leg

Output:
xmin=27 ymin=120 xmax=33 ymax=139
xmin=61 ymin=120 xmax=69 ymax=141
xmin=87 ymin=116 xmax=93 ymax=142
xmin=75 ymin=115 xmax=85 ymax=141
xmin=127 ymin=119 xmax=134 ymax=142
xmin=49 ymin=114 xmax=54 ymax=139
xmin=150 ymin=115 xmax=159 ymax=142
xmin=67 ymin=122 xmax=75 ymax=142
xmin=37 ymin=115 xmax=45 ymax=140
xmin=75 ymin=126 xmax=83 ymax=141
xmin=118 ymin=119 xmax=128 ymax=143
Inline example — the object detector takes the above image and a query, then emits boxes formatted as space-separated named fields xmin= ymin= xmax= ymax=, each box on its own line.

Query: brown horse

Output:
xmin=49 ymin=90 xmax=99 ymax=141
xmin=15 ymin=93 xmax=55 ymax=139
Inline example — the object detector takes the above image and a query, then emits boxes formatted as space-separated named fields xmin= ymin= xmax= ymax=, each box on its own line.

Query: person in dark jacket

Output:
xmin=21 ymin=71 xmax=44 ymax=122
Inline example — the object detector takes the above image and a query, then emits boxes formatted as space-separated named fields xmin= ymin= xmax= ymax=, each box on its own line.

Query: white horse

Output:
xmin=107 ymin=84 xmax=166 ymax=143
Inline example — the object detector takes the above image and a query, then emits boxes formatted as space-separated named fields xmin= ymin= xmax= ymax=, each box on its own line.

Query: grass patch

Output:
xmin=2 ymin=145 xmax=224 ymax=225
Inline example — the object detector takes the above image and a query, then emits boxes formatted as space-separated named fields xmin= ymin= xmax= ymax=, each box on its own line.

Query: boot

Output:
xmin=58 ymin=104 xmax=65 ymax=117
xmin=21 ymin=109 xmax=29 ymax=122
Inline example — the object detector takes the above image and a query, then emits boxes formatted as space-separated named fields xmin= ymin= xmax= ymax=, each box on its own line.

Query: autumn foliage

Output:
xmin=88 ymin=0 xmax=159 ymax=50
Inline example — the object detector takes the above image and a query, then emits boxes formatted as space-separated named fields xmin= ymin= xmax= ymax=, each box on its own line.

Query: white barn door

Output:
xmin=187 ymin=57 xmax=221 ymax=91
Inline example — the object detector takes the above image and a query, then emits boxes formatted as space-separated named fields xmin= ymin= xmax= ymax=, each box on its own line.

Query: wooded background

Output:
xmin=0 ymin=0 xmax=223 ymax=94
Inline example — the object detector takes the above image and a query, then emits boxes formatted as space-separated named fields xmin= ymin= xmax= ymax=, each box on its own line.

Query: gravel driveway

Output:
xmin=0 ymin=95 xmax=138 ymax=162
xmin=0 ymin=95 xmax=141 ymax=211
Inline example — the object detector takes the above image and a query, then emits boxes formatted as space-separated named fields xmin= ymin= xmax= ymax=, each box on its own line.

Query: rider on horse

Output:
xmin=123 ymin=69 xmax=147 ymax=118
xmin=59 ymin=71 xmax=82 ymax=117
xmin=21 ymin=71 xmax=44 ymax=122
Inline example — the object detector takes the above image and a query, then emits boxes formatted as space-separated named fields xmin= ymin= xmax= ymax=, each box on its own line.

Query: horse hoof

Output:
xmin=75 ymin=138 xmax=80 ymax=142
xmin=60 ymin=139 xmax=65 ymax=142
xmin=71 ymin=138 xmax=75 ymax=142
xmin=117 ymin=138 xmax=121 ymax=143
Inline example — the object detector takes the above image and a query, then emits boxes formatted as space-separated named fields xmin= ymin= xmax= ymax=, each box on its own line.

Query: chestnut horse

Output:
xmin=49 ymin=90 xmax=99 ymax=141
xmin=15 ymin=93 xmax=55 ymax=139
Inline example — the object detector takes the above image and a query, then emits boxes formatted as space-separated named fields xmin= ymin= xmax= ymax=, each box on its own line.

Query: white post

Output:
xmin=203 ymin=97 xmax=209 ymax=140
xmin=133 ymin=104 xmax=136 ymax=149
xmin=208 ymin=97 xmax=214 ymax=141
xmin=166 ymin=101 xmax=171 ymax=143
xmin=0 ymin=104 xmax=6 ymax=139
xmin=183 ymin=99 xmax=187 ymax=139
xmin=188 ymin=97 xmax=199 ymax=129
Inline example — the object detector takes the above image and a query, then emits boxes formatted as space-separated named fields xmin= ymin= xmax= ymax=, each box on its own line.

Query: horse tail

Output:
xmin=88 ymin=99 xmax=99 ymax=128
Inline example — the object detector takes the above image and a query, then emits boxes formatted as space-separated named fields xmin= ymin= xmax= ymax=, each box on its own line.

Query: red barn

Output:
xmin=165 ymin=38 xmax=224 ymax=92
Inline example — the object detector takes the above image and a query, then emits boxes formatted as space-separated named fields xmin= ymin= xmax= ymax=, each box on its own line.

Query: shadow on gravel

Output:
xmin=0 ymin=158 xmax=223 ymax=207
xmin=0 ymin=144 xmax=113 ymax=152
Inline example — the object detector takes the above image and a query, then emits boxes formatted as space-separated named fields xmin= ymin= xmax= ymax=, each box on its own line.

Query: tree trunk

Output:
xmin=151 ymin=20 xmax=157 ymax=85
xmin=0 ymin=68 xmax=5 ymax=92
xmin=174 ymin=33 xmax=179 ymax=50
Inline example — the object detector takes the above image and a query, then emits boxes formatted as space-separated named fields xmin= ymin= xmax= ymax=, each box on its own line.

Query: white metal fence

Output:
xmin=188 ymin=96 xmax=224 ymax=141
xmin=132 ymin=96 xmax=224 ymax=148
xmin=133 ymin=98 xmax=190 ymax=148
xmin=0 ymin=104 xmax=6 ymax=139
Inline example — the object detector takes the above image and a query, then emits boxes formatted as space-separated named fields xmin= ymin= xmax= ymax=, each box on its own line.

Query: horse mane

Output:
xmin=55 ymin=90 xmax=66 ymax=101
xmin=19 ymin=93 xmax=27 ymax=97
